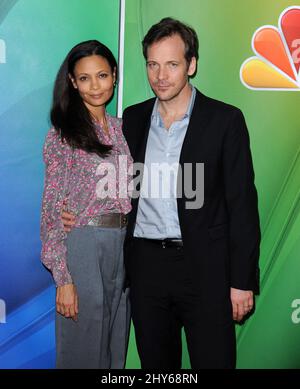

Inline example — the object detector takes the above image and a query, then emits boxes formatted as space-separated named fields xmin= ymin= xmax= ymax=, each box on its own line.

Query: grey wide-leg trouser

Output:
xmin=56 ymin=225 xmax=130 ymax=369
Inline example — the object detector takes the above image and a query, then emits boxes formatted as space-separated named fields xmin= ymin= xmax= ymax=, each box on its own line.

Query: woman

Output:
xmin=40 ymin=40 xmax=132 ymax=369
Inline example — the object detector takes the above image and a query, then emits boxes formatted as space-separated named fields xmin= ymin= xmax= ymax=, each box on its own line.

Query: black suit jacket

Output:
xmin=122 ymin=89 xmax=260 ymax=295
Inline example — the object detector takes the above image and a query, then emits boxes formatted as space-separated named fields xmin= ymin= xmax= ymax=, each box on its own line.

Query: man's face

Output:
xmin=146 ymin=34 xmax=196 ymax=102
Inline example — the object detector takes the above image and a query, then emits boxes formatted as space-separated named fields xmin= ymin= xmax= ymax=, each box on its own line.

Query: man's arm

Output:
xmin=61 ymin=203 xmax=76 ymax=232
xmin=222 ymin=109 xmax=261 ymax=320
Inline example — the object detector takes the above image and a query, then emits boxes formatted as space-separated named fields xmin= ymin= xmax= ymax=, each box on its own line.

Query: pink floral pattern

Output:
xmin=40 ymin=114 xmax=132 ymax=287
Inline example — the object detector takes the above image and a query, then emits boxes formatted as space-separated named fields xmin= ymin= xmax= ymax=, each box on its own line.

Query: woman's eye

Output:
xmin=99 ymin=73 xmax=108 ymax=78
xmin=79 ymin=76 xmax=88 ymax=81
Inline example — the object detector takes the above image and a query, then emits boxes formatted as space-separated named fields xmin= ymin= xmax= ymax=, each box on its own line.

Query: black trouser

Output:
xmin=127 ymin=237 xmax=236 ymax=369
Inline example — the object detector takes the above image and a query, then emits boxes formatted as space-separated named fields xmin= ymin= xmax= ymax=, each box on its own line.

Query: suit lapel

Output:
xmin=130 ymin=99 xmax=154 ymax=228
xmin=177 ymin=90 xmax=210 ymax=222
xmin=133 ymin=99 xmax=155 ymax=165
xmin=179 ymin=89 xmax=210 ymax=164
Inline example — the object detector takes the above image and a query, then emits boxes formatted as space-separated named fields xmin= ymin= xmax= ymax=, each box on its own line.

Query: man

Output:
xmin=63 ymin=18 xmax=260 ymax=369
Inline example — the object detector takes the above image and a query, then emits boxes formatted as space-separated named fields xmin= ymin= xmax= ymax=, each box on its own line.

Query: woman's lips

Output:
xmin=90 ymin=94 xmax=103 ymax=98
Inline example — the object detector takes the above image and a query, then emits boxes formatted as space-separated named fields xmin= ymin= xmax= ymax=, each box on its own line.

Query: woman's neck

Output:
xmin=89 ymin=106 xmax=106 ymax=123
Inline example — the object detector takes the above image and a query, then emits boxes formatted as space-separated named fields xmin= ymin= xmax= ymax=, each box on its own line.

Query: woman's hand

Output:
xmin=56 ymin=283 xmax=79 ymax=321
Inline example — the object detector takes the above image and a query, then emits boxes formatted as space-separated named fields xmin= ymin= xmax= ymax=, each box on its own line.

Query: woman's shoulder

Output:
xmin=43 ymin=127 xmax=70 ymax=162
xmin=45 ymin=126 xmax=63 ymax=140
xmin=45 ymin=126 xmax=59 ymax=141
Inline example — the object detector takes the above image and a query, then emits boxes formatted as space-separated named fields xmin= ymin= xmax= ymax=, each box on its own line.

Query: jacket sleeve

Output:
xmin=222 ymin=109 xmax=261 ymax=293
xmin=40 ymin=128 xmax=73 ymax=287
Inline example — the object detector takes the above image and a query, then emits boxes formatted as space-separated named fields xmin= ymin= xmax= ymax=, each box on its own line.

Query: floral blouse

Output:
xmin=40 ymin=114 xmax=132 ymax=287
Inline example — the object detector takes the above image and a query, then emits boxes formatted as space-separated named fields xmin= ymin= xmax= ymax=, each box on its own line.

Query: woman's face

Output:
xmin=70 ymin=54 xmax=116 ymax=112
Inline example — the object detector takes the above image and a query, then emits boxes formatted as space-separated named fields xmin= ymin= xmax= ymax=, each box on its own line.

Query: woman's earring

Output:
xmin=114 ymin=81 xmax=117 ymax=87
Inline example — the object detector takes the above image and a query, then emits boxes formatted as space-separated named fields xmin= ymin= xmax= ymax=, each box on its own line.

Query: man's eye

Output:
xmin=147 ymin=63 xmax=157 ymax=69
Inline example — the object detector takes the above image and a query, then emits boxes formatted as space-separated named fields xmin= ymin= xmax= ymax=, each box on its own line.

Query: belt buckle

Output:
xmin=163 ymin=239 xmax=183 ymax=248
xmin=120 ymin=214 xmax=127 ymax=228
xmin=87 ymin=217 xmax=97 ymax=226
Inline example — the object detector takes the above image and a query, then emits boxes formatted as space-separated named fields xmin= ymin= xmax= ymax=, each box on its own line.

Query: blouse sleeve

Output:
xmin=40 ymin=128 xmax=73 ymax=287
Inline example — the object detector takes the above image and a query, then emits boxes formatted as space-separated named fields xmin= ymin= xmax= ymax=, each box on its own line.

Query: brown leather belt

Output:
xmin=87 ymin=213 xmax=128 ymax=228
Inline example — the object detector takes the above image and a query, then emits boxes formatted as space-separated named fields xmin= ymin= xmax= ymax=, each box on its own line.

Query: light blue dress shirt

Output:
xmin=134 ymin=85 xmax=196 ymax=239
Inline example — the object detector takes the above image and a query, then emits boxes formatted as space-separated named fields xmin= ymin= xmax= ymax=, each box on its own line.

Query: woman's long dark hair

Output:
xmin=50 ymin=40 xmax=117 ymax=156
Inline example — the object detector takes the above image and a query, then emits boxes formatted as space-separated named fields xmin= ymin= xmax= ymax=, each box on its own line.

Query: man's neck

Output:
xmin=158 ymin=83 xmax=192 ymax=119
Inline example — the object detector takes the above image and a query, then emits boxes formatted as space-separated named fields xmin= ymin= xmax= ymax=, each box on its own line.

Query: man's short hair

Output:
xmin=142 ymin=17 xmax=199 ymax=64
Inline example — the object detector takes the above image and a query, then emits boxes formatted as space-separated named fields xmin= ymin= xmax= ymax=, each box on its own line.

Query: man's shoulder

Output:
xmin=123 ymin=97 xmax=156 ymax=118
xmin=196 ymin=89 xmax=242 ymax=117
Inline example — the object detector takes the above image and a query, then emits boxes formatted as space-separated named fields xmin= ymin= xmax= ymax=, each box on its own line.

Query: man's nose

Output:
xmin=157 ymin=66 xmax=167 ymax=80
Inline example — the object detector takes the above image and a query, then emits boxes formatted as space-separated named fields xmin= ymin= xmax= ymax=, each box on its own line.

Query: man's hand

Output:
xmin=230 ymin=287 xmax=253 ymax=322
xmin=56 ymin=283 xmax=79 ymax=321
xmin=61 ymin=209 xmax=76 ymax=232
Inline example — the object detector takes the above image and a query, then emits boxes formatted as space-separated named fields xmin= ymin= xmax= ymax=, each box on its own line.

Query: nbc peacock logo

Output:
xmin=240 ymin=6 xmax=300 ymax=91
